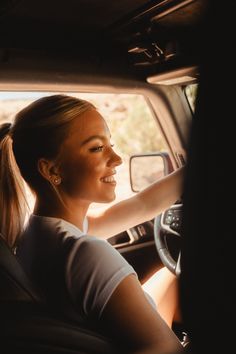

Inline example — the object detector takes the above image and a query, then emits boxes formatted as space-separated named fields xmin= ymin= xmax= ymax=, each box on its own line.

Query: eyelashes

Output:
xmin=89 ymin=145 xmax=104 ymax=152
xmin=89 ymin=144 xmax=114 ymax=153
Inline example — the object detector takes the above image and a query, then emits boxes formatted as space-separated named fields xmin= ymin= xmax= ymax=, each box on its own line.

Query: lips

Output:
xmin=100 ymin=171 xmax=116 ymax=184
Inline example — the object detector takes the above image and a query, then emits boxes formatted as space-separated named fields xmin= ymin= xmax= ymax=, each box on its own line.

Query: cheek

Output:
xmin=61 ymin=156 xmax=105 ymax=189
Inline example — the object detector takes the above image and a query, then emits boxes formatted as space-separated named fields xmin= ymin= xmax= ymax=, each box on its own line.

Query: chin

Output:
xmin=98 ymin=193 xmax=116 ymax=203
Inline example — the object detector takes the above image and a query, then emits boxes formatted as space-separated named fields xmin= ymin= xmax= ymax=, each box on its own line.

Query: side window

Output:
xmin=184 ymin=83 xmax=198 ymax=113
xmin=0 ymin=92 xmax=168 ymax=210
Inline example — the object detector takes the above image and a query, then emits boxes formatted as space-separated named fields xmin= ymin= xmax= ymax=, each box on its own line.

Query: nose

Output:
xmin=108 ymin=149 xmax=123 ymax=167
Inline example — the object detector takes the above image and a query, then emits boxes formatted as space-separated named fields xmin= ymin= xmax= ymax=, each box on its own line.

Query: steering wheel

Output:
xmin=154 ymin=203 xmax=183 ymax=276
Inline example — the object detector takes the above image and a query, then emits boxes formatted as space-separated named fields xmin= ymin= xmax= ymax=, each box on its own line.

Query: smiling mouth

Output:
xmin=100 ymin=174 xmax=116 ymax=184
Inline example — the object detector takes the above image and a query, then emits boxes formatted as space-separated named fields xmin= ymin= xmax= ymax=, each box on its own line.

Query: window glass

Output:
xmin=0 ymin=92 xmax=168 ymax=211
xmin=184 ymin=83 xmax=198 ymax=112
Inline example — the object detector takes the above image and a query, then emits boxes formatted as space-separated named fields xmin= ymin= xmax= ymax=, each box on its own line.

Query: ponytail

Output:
xmin=0 ymin=124 xmax=28 ymax=248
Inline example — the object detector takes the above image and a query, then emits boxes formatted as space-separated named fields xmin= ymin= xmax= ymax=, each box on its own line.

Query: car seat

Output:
xmin=0 ymin=234 xmax=122 ymax=353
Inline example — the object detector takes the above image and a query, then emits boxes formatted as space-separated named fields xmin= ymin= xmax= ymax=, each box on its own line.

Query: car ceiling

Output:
xmin=0 ymin=0 xmax=209 ymax=80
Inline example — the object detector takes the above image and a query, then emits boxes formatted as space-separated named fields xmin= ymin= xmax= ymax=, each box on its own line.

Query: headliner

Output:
xmin=0 ymin=0 xmax=208 ymax=79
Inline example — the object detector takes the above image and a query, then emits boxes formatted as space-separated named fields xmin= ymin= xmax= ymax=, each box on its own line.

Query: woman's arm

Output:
xmin=88 ymin=166 xmax=185 ymax=238
xmin=100 ymin=274 xmax=183 ymax=354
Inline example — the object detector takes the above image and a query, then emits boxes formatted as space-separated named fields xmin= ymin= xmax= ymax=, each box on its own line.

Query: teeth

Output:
xmin=101 ymin=175 xmax=115 ymax=183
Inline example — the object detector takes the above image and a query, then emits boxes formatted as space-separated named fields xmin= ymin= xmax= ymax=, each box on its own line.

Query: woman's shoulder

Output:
xmin=23 ymin=214 xmax=86 ymax=239
xmin=19 ymin=213 xmax=131 ymax=269
xmin=19 ymin=214 xmax=115 ymax=257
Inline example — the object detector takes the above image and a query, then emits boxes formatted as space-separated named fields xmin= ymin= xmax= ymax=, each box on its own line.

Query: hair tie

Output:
xmin=0 ymin=123 xmax=12 ymax=140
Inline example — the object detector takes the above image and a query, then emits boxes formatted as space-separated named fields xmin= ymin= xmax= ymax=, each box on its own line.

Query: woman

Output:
xmin=0 ymin=94 xmax=184 ymax=353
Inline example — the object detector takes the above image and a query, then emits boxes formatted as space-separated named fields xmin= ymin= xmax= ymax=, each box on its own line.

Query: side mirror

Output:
xmin=129 ymin=152 xmax=174 ymax=193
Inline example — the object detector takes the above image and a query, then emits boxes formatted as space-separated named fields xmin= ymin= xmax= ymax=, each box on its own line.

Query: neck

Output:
xmin=34 ymin=194 xmax=90 ymax=231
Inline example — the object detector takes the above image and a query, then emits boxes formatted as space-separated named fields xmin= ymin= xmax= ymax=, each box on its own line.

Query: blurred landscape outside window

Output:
xmin=185 ymin=83 xmax=198 ymax=112
xmin=0 ymin=92 xmax=168 ymax=212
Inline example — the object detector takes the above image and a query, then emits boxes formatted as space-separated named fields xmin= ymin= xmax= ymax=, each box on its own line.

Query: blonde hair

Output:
xmin=0 ymin=94 xmax=94 ymax=247
xmin=0 ymin=134 xmax=28 ymax=248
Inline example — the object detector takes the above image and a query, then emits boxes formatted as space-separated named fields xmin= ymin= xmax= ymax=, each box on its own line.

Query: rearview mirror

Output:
xmin=129 ymin=152 xmax=174 ymax=193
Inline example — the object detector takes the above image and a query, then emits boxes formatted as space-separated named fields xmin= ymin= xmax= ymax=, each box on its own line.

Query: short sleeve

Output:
xmin=65 ymin=236 xmax=137 ymax=318
xmin=83 ymin=217 xmax=88 ymax=233
xmin=144 ymin=291 xmax=157 ymax=310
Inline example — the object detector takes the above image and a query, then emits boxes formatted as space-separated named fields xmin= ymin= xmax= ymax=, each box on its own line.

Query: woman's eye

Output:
xmin=89 ymin=145 xmax=104 ymax=152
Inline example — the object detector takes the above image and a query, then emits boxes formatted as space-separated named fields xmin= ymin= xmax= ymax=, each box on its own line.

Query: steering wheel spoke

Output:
xmin=154 ymin=203 xmax=183 ymax=276
xmin=161 ymin=204 xmax=182 ymax=237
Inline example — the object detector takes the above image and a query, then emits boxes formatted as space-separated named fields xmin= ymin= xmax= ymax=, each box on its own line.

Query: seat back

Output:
xmin=0 ymin=234 xmax=40 ymax=302
xmin=0 ymin=233 xmax=121 ymax=353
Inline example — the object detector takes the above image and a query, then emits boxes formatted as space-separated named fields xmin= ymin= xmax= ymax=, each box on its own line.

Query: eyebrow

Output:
xmin=81 ymin=135 xmax=110 ymax=146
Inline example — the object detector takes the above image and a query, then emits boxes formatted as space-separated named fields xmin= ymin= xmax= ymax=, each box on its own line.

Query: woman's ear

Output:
xmin=37 ymin=158 xmax=61 ymax=185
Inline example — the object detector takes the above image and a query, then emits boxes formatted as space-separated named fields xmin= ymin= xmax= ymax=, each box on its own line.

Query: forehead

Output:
xmin=68 ymin=108 xmax=110 ymax=138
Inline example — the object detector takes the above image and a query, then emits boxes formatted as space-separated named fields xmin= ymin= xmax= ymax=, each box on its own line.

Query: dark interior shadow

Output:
xmin=180 ymin=1 xmax=236 ymax=353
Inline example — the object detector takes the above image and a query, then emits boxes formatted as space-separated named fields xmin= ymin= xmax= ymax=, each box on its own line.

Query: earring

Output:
xmin=53 ymin=176 xmax=61 ymax=185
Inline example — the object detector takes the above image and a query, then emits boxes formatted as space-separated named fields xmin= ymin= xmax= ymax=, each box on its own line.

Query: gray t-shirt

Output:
xmin=17 ymin=215 xmax=155 ymax=327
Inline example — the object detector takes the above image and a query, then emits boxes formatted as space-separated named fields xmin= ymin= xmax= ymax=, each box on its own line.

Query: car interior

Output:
xmin=1 ymin=1 xmax=232 ymax=353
